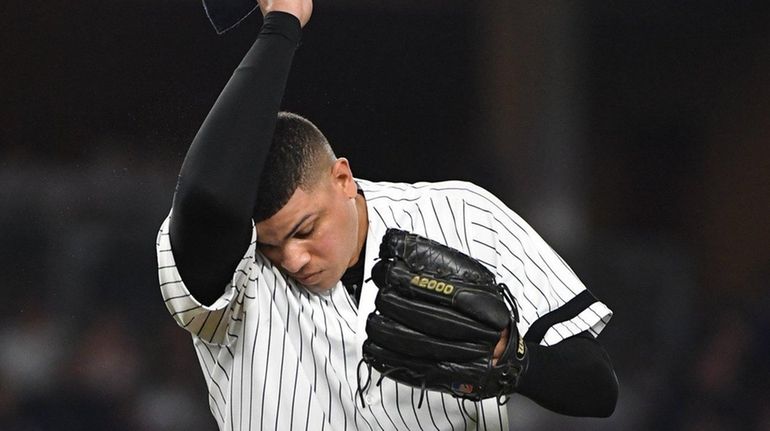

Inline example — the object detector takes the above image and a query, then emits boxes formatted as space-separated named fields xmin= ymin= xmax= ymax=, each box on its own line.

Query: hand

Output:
xmin=257 ymin=0 xmax=313 ymax=27
xmin=493 ymin=327 xmax=510 ymax=365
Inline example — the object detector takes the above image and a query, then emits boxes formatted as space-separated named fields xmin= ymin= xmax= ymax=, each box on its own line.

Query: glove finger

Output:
xmin=362 ymin=340 xmax=488 ymax=400
xmin=372 ymin=259 xmax=511 ymax=330
xmin=378 ymin=228 xmax=408 ymax=260
xmin=378 ymin=228 xmax=495 ymax=285
xmin=454 ymin=289 xmax=511 ymax=330
xmin=371 ymin=259 xmax=454 ymax=306
xmin=362 ymin=340 xmax=432 ymax=389
xmin=366 ymin=313 xmax=490 ymax=362
xmin=375 ymin=290 xmax=500 ymax=343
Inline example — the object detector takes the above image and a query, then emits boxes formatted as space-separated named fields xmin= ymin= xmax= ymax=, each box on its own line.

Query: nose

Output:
xmin=281 ymin=241 xmax=311 ymax=274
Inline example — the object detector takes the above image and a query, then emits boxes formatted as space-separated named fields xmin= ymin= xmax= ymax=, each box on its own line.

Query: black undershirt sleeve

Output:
xmin=516 ymin=331 xmax=619 ymax=417
xmin=169 ymin=12 xmax=301 ymax=306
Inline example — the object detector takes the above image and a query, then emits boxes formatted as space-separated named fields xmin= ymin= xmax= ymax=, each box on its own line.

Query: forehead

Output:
xmin=255 ymin=186 xmax=323 ymax=239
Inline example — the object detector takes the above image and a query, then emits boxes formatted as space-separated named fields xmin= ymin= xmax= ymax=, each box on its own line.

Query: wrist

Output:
xmin=498 ymin=330 xmax=529 ymax=391
xmin=260 ymin=1 xmax=311 ymax=28
xmin=260 ymin=11 xmax=302 ymax=43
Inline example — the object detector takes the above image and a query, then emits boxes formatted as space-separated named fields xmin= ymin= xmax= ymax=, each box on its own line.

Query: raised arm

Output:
xmin=169 ymin=1 xmax=312 ymax=305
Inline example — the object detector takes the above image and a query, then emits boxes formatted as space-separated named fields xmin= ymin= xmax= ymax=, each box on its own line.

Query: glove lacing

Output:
xmin=498 ymin=283 xmax=519 ymax=324
xmin=356 ymin=356 xmax=439 ymax=410
xmin=355 ymin=358 xmax=372 ymax=408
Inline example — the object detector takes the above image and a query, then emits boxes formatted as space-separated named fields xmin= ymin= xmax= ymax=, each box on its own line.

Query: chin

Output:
xmin=305 ymin=282 xmax=335 ymax=294
xmin=307 ymin=270 xmax=345 ymax=293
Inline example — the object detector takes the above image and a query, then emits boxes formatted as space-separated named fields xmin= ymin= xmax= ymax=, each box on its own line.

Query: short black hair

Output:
xmin=253 ymin=112 xmax=336 ymax=222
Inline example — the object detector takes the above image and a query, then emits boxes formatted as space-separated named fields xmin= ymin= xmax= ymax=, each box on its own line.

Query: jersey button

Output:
xmin=364 ymin=394 xmax=378 ymax=405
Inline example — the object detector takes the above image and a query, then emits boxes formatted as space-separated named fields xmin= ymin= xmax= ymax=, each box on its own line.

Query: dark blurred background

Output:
xmin=2 ymin=1 xmax=769 ymax=430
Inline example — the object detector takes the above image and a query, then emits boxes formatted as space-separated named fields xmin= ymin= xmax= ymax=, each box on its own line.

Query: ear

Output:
xmin=330 ymin=158 xmax=357 ymax=198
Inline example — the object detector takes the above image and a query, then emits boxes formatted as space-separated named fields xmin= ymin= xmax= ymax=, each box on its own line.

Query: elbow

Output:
xmin=568 ymin=352 xmax=619 ymax=418
xmin=520 ymin=335 xmax=620 ymax=418
xmin=595 ymin=376 xmax=619 ymax=417
xmin=584 ymin=337 xmax=620 ymax=418
xmin=590 ymin=362 xmax=619 ymax=417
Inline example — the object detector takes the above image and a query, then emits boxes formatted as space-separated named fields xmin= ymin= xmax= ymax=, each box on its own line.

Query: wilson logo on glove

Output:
xmin=517 ymin=337 xmax=527 ymax=358
xmin=410 ymin=275 xmax=455 ymax=294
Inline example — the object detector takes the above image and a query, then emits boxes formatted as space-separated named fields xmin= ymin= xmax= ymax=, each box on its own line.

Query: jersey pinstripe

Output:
xmin=157 ymin=179 xmax=612 ymax=430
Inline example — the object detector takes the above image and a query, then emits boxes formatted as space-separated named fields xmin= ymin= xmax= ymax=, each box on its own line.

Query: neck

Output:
xmin=353 ymin=193 xmax=368 ymax=264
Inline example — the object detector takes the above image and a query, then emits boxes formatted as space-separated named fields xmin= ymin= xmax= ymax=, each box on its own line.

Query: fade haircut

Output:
xmin=253 ymin=112 xmax=336 ymax=222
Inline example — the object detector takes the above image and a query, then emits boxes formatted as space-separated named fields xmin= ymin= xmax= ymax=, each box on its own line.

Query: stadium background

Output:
xmin=1 ymin=1 xmax=769 ymax=429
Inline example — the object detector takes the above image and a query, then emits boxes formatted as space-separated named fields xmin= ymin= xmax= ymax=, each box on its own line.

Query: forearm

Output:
xmin=517 ymin=333 xmax=619 ymax=417
xmin=169 ymin=12 xmax=301 ymax=304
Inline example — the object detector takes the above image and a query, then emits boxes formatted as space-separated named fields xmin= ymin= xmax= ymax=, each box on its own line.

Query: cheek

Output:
xmin=317 ymin=209 xmax=356 ymax=263
xmin=314 ymin=229 xmax=344 ymax=262
xmin=307 ymin=196 xmax=358 ymax=267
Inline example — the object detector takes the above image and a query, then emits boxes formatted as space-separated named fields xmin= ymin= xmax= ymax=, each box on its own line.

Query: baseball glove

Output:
xmin=360 ymin=228 xmax=528 ymax=407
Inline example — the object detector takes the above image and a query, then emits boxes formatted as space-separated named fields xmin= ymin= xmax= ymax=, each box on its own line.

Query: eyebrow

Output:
xmin=256 ymin=213 xmax=316 ymax=248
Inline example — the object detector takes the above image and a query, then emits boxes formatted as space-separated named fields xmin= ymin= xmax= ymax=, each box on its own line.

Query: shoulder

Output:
xmin=357 ymin=178 xmax=499 ymax=204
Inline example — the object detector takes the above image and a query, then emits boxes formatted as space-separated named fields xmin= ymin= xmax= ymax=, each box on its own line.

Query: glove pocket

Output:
xmin=366 ymin=313 xmax=491 ymax=362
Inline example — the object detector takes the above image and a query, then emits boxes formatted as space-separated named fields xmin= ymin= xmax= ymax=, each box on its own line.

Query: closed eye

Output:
xmin=295 ymin=226 xmax=314 ymax=239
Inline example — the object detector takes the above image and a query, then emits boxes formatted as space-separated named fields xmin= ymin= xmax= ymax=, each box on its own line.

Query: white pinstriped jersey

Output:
xmin=157 ymin=179 xmax=612 ymax=430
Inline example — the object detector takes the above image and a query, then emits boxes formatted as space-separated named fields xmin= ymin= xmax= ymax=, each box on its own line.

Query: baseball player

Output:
xmin=156 ymin=0 xmax=618 ymax=429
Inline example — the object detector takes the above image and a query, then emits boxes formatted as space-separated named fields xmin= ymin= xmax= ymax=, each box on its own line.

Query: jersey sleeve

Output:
xmin=461 ymin=184 xmax=612 ymax=346
xmin=157 ymin=213 xmax=254 ymax=345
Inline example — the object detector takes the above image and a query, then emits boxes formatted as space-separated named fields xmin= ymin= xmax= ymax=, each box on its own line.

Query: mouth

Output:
xmin=296 ymin=270 xmax=323 ymax=285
